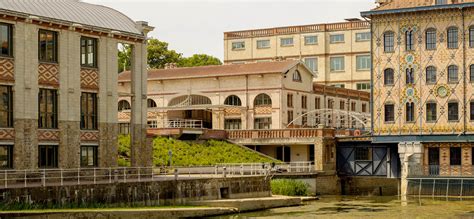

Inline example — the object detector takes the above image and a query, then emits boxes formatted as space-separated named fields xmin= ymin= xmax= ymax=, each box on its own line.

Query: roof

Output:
xmin=118 ymin=60 xmax=304 ymax=82
xmin=0 ymin=0 xmax=141 ymax=35
xmin=362 ymin=0 xmax=474 ymax=16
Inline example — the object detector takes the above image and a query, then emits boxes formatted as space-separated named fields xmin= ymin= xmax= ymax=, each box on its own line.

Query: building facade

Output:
xmin=0 ymin=0 xmax=152 ymax=169
xmin=223 ymin=21 xmax=371 ymax=91
xmin=362 ymin=0 xmax=474 ymax=176
xmin=118 ymin=60 xmax=370 ymax=162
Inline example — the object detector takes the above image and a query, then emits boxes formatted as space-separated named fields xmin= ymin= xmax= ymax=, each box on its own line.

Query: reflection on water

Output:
xmin=209 ymin=196 xmax=474 ymax=219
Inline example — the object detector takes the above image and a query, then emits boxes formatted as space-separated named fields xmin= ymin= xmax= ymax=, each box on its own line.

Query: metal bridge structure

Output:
xmin=287 ymin=108 xmax=371 ymax=131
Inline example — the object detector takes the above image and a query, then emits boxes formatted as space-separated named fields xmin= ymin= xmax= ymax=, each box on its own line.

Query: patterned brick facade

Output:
xmin=38 ymin=63 xmax=59 ymax=87
xmin=0 ymin=58 xmax=14 ymax=83
xmin=0 ymin=128 xmax=14 ymax=140
xmin=80 ymin=68 xmax=99 ymax=90
xmin=38 ymin=130 xmax=60 ymax=142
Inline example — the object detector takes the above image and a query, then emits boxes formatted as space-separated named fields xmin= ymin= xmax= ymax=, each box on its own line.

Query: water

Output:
xmin=209 ymin=196 xmax=474 ymax=218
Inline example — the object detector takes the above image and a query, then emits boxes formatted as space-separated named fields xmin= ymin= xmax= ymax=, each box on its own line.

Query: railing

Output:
xmin=407 ymin=178 xmax=474 ymax=198
xmin=166 ymin=119 xmax=203 ymax=129
xmin=227 ymin=129 xmax=334 ymax=140
xmin=216 ymin=162 xmax=313 ymax=174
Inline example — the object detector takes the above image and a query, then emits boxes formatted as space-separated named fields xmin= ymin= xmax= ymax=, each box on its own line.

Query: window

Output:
xmin=447 ymin=27 xmax=458 ymax=49
xmin=38 ymin=89 xmax=58 ymax=129
xmin=38 ymin=145 xmax=58 ymax=168
xmin=302 ymin=113 xmax=307 ymax=126
xmin=448 ymin=65 xmax=458 ymax=83
xmin=224 ymin=95 xmax=242 ymax=106
xmin=385 ymin=104 xmax=395 ymax=122
xmin=356 ymin=83 xmax=371 ymax=91
xmin=81 ymin=146 xmax=98 ymax=167
xmin=119 ymin=123 xmax=130 ymax=135
xmin=254 ymin=94 xmax=272 ymax=106
xmin=38 ymin=30 xmax=58 ymax=63
xmin=0 ymin=145 xmax=12 ymax=169
xmin=330 ymin=34 xmax=345 ymax=43
xmin=0 ymin=23 xmax=12 ymax=57
xmin=328 ymin=99 xmax=334 ymax=109
xmin=147 ymin=99 xmax=157 ymax=108
xmin=406 ymin=68 xmax=415 ymax=84
xmin=80 ymin=37 xmax=97 ymax=68
xmin=147 ymin=120 xmax=157 ymax=128
xmin=356 ymin=32 xmax=371 ymax=42
xmin=293 ymin=70 xmax=302 ymax=82
xmin=304 ymin=36 xmax=318 ymax=45
xmin=254 ymin=117 xmax=272 ymax=129
xmin=470 ymin=26 xmax=474 ymax=48
xmin=426 ymin=66 xmax=437 ymax=84
xmin=330 ymin=57 xmax=345 ymax=72
xmin=304 ymin=58 xmax=317 ymax=72
xmin=384 ymin=31 xmax=394 ymax=52
xmin=470 ymin=64 xmax=474 ymax=82
xmin=448 ymin=102 xmax=459 ymax=121
xmin=287 ymin=110 xmax=294 ymax=124
xmin=405 ymin=30 xmax=415 ymax=51
xmin=232 ymin=41 xmax=245 ymax=50
xmin=224 ymin=119 xmax=241 ymax=130
xmin=333 ymin=84 xmax=345 ymax=88
xmin=0 ymin=85 xmax=13 ymax=128
xmin=406 ymin=102 xmax=415 ymax=122
xmin=118 ymin=100 xmax=131 ymax=111
xmin=384 ymin=68 xmax=394 ymax=85
xmin=426 ymin=102 xmax=437 ymax=122
xmin=280 ymin=38 xmax=293 ymax=46
xmin=435 ymin=0 xmax=447 ymax=4
xmin=287 ymin=93 xmax=293 ymax=108
xmin=450 ymin=147 xmax=461 ymax=166
xmin=80 ymin=92 xmax=98 ymax=130
xmin=257 ymin=40 xmax=270 ymax=49
xmin=470 ymin=101 xmax=474 ymax=121
xmin=302 ymin=96 xmax=307 ymax=109
xmin=362 ymin=103 xmax=367 ymax=113
xmin=340 ymin=100 xmax=345 ymax=110
xmin=426 ymin=28 xmax=437 ymax=50
xmin=355 ymin=147 xmax=372 ymax=161
xmin=315 ymin=97 xmax=321 ymax=109
xmin=356 ymin=55 xmax=371 ymax=71
xmin=351 ymin=102 xmax=356 ymax=111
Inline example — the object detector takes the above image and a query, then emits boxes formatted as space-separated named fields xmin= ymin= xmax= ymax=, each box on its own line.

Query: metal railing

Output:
xmin=165 ymin=119 xmax=203 ymax=129
xmin=408 ymin=177 xmax=474 ymax=198
xmin=216 ymin=162 xmax=314 ymax=174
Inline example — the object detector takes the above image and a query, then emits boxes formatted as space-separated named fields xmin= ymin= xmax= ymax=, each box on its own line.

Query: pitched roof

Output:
xmin=118 ymin=60 xmax=304 ymax=82
xmin=0 ymin=0 xmax=141 ymax=35
xmin=362 ymin=0 xmax=474 ymax=16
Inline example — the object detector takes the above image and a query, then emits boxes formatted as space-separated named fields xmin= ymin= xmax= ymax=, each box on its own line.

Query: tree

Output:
xmin=178 ymin=54 xmax=222 ymax=67
xmin=118 ymin=44 xmax=131 ymax=73
xmin=147 ymin=38 xmax=182 ymax=69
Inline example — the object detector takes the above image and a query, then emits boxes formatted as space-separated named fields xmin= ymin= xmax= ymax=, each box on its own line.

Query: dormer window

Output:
xmin=293 ymin=70 xmax=302 ymax=82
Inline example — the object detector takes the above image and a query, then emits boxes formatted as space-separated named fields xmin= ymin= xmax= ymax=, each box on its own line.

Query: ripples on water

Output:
xmin=209 ymin=196 xmax=474 ymax=219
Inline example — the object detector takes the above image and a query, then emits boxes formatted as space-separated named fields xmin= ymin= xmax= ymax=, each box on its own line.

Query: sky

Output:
xmin=83 ymin=0 xmax=375 ymax=60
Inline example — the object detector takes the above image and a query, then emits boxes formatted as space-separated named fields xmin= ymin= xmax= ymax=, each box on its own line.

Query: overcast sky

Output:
xmin=83 ymin=0 xmax=375 ymax=60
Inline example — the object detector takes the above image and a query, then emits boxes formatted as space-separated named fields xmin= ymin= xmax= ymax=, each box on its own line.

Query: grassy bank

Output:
xmin=271 ymin=179 xmax=310 ymax=196
xmin=118 ymin=135 xmax=277 ymax=166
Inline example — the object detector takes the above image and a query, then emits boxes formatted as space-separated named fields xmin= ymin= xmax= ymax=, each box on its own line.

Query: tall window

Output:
xmin=448 ymin=65 xmax=458 ymax=83
xmin=80 ymin=92 xmax=98 ymax=130
xmin=38 ymin=89 xmax=58 ymax=129
xmin=330 ymin=34 xmax=345 ymax=43
xmin=470 ymin=64 xmax=474 ymax=82
xmin=147 ymin=99 xmax=157 ymax=108
xmin=450 ymin=147 xmax=461 ymax=166
xmin=425 ymin=28 xmax=437 ymax=50
xmin=330 ymin=57 xmax=345 ymax=72
xmin=80 ymin=37 xmax=97 ymax=68
xmin=0 ymin=23 xmax=12 ymax=57
xmin=385 ymin=104 xmax=395 ymax=122
xmin=301 ymin=96 xmax=307 ymax=109
xmin=118 ymin=100 xmax=131 ymax=111
xmin=38 ymin=30 xmax=58 ymax=63
xmin=0 ymin=145 xmax=12 ymax=169
xmin=448 ymin=102 xmax=459 ymax=121
xmin=406 ymin=68 xmax=414 ymax=84
xmin=405 ymin=30 xmax=415 ymax=51
xmin=287 ymin=110 xmax=294 ymax=124
xmin=356 ymin=55 xmax=371 ymax=71
xmin=287 ymin=93 xmax=293 ymax=107
xmin=231 ymin=41 xmax=245 ymax=50
xmin=362 ymin=103 xmax=367 ymax=113
xmin=315 ymin=97 xmax=321 ymax=109
xmin=384 ymin=68 xmax=394 ymax=85
xmin=254 ymin=117 xmax=272 ymax=129
xmin=426 ymin=66 xmax=437 ymax=84
xmin=254 ymin=94 xmax=272 ymax=106
xmin=224 ymin=95 xmax=242 ymax=106
xmin=280 ymin=38 xmax=294 ymax=46
xmin=447 ymin=27 xmax=458 ymax=49
xmin=304 ymin=36 xmax=318 ymax=45
xmin=293 ymin=70 xmax=302 ymax=82
xmin=470 ymin=26 xmax=474 ymax=48
xmin=224 ymin=119 xmax=241 ymax=130
xmin=340 ymin=100 xmax=345 ymax=110
xmin=384 ymin=31 xmax=394 ymax=52
xmin=256 ymin=40 xmax=270 ymax=49
xmin=81 ymin=146 xmax=98 ymax=167
xmin=0 ymin=85 xmax=13 ymax=128
xmin=406 ymin=102 xmax=415 ymax=122
xmin=426 ymin=102 xmax=437 ymax=122
xmin=304 ymin=58 xmax=317 ymax=72
xmin=470 ymin=101 xmax=474 ymax=121
xmin=38 ymin=145 xmax=58 ymax=168
xmin=356 ymin=32 xmax=371 ymax=42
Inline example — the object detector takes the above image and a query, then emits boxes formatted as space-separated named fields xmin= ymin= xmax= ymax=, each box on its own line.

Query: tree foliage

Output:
xmin=178 ymin=54 xmax=222 ymax=67
xmin=147 ymin=38 xmax=182 ymax=69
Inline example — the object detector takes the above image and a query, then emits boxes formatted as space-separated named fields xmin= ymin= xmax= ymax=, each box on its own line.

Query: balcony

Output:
xmin=227 ymin=128 xmax=335 ymax=145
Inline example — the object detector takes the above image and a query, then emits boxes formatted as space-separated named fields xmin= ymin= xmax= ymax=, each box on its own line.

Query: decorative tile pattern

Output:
xmin=81 ymin=131 xmax=99 ymax=142
xmin=225 ymin=108 xmax=241 ymax=116
xmin=147 ymin=112 xmax=159 ymax=120
xmin=81 ymin=68 xmax=99 ymax=90
xmin=254 ymin=107 xmax=272 ymax=115
xmin=38 ymin=64 xmax=59 ymax=87
xmin=118 ymin=112 xmax=131 ymax=122
xmin=38 ymin=130 xmax=60 ymax=141
xmin=0 ymin=58 xmax=14 ymax=82
xmin=0 ymin=128 xmax=14 ymax=140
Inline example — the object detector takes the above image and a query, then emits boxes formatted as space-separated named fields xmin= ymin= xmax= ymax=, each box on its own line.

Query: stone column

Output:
xmin=314 ymin=134 xmax=336 ymax=172
xmin=398 ymin=142 xmax=423 ymax=198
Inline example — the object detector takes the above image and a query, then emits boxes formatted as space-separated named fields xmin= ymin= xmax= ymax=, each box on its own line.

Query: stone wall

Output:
xmin=340 ymin=176 xmax=399 ymax=196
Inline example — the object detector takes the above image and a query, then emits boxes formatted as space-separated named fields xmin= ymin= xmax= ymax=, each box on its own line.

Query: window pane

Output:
xmin=330 ymin=57 xmax=345 ymax=72
xmin=448 ymin=102 xmax=459 ymax=121
xmin=232 ymin=42 xmax=245 ymax=50
xmin=356 ymin=32 xmax=370 ymax=42
xmin=384 ymin=32 xmax=394 ymax=52
xmin=280 ymin=38 xmax=293 ymax=46
xmin=0 ymin=24 xmax=11 ymax=56
xmin=450 ymin=147 xmax=461 ymax=166
xmin=304 ymin=58 xmax=317 ymax=72
xmin=356 ymin=55 xmax=371 ymax=71
xmin=426 ymin=29 xmax=437 ymax=50
xmin=426 ymin=103 xmax=437 ymax=122
xmin=385 ymin=104 xmax=394 ymax=122
xmin=330 ymin=34 xmax=344 ymax=43
xmin=257 ymin=40 xmax=270 ymax=49
xmin=304 ymin=36 xmax=318 ymax=45
xmin=447 ymin=27 xmax=458 ymax=49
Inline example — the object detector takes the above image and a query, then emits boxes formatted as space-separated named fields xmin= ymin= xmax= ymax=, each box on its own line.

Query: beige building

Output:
xmin=362 ymin=0 xmax=474 ymax=176
xmin=118 ymin=60 xmax=370 ymax=162
xmin=223 ymin=20 xmax=371 ymax=91
xmin=0 ymin=0 xmax=152 ymax=169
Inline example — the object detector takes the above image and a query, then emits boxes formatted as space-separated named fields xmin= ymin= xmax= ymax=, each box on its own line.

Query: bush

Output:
xmin=271 ymin=179 xmax=310 ymax=196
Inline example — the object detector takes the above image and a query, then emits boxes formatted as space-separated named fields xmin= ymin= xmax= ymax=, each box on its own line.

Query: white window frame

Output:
xmin=304 ymin=57 xmax=318 ymax=73
xmin=330 ymin=34 xmax=345 ymax=44
xmin=356 ymin=55 xmax=371 ymax=71
xmin=231 ymin=41 xmax=245 ymax=50
xmin=256 ymin=39 xmax=270 ymax=49
xmin=304 ymin=35 xmax=318 ymax=45
xmin=330 ymin=56 xmax=345 ymax=72
xmin=280 ymin=37 xmax=294 ymax=47
xmin=356 ymin=32 xmax=371 ymax=42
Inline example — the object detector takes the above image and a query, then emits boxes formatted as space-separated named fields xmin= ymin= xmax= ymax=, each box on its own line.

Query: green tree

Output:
xmin=178 ymin=54 xmax=222 ymax=67
xmin=118 ymin=44 xmax=131 ymax=73
xmin=147 ymin=38 xmax=182 ymax=69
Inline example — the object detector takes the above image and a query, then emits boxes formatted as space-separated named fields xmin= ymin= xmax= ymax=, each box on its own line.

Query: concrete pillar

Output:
xmin=398 ymin=142 xmax=423 ymax=198
xmin=314 ymin=136 xmax=336 ymax=172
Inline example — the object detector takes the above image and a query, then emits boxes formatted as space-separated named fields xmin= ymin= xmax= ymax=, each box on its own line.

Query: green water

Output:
xmin=210 ymin=196 xmax=474 ymax=218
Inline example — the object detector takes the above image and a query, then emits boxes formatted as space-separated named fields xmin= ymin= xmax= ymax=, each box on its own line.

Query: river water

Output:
xmin=209 ymin=196 xmax=474 ymax=218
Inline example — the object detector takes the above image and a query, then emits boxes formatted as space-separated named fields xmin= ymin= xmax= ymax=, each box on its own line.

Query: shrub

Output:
xmin=271 ymin=179 xmax=310 ymax=196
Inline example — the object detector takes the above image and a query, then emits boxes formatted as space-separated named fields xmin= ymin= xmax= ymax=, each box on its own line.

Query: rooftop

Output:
xmin=362 ymin=0 xmax=474 ymax=16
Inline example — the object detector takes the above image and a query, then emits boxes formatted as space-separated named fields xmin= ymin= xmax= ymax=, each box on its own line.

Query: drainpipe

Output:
xmin=362 ymin=16 xmax=374 ymax=135
xmin=462 ymin=8 xmax=467 ymax=135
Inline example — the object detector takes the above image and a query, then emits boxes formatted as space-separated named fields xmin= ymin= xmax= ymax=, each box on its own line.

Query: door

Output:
xmin=428 ymin=147 xmax=440 ymax=175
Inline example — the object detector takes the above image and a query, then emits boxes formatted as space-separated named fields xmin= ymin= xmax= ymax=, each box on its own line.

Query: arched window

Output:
xmin=406 ymin=68 xmax=414 ymax=84
xmin=425 ymin=28 xmax=437 ymax=50
xmin=426 ymin=66 xmax=437 ymax=84
xmin=147 ymin=99 xmax=157 ymax=108
xmin=448 ymin=65 xmax=458 ymax=83
xmin=384 ymin=31 xmax=394 ymax=52
xmin=447 ymin=27 xmax=458 ymax=49
xmin=168 ymin=95 xmax=212 ymax=107
xmin=292 ymin=70 xmax=302 ymax=82
xmin=224 ymin=95 xmax=242 ymax=106
xmin=405 ymin=30 xmax=415 ymax=51
xmin=384 ymin=68 xmax=394 ymax=85
xmin=254 ymin=94 xmax=272 ymax=107
xmin=118 ymin=100 xmax=131 ymax=112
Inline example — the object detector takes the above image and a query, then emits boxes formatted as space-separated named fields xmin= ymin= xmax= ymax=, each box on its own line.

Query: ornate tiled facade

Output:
xmin=38 ymin=63 xmax=59 ymax=87
xmin=0 ymin=129 xmax=14 ymax=140
xmin=81 ymin=131 xmax=100 ymax=142
xmin=38 ymin=130 xmax=60 ymax=141
xmin=0 ymin=58 xmax=14 ymax=82
xmin=80 ymin=68 xmax=99 ymax=90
